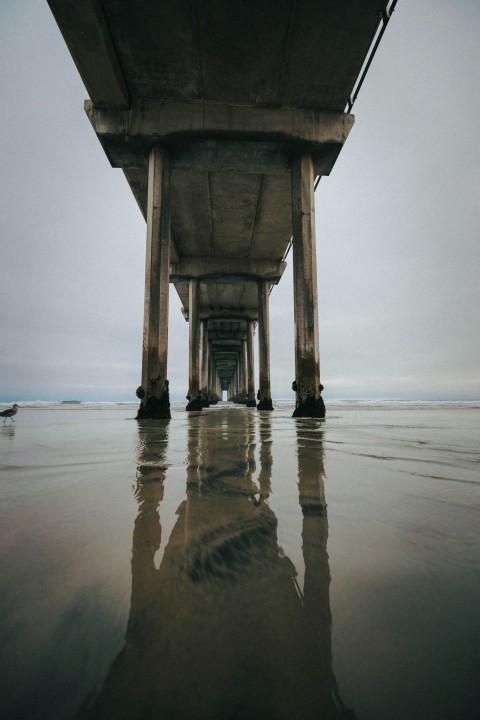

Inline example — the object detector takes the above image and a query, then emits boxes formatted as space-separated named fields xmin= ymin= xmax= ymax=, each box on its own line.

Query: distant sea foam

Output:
xmin=1 ymin=399 xmax=479 ymax=410
xmin=0 ymin=400 xmax=138 ymax=409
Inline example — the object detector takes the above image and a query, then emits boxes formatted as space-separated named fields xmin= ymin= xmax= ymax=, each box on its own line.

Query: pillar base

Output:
xmin=202 ymin=397 xmax=210 ymax=408
xmin=186 ymin=395 xmax=203 ymax=411
xmin=257 ymin=397 xmax=273 ymax=411
xmin=136 ymin=391 xmax=171 ymax=420
xmin=245 ymin=399 xmax=256 ymax=408
xmin=292 ymin=395 xmax=325 ymax=419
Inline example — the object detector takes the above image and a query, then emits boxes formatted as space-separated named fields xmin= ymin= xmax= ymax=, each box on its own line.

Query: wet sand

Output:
xmin=0 ymin=402 xmax=479 ymax=719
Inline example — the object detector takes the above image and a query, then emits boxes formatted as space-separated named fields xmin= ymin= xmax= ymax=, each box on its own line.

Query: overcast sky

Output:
xmin=1 ymin=0 xmax=479 ymax=402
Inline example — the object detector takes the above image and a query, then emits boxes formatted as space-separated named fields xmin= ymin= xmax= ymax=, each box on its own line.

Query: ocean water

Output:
xmin=0 ymin=401 xmax=479 ymax=720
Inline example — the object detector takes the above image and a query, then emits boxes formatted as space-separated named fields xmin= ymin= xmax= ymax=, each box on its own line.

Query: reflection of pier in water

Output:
xmin=87 ymin=411 xmax=357 ymax=720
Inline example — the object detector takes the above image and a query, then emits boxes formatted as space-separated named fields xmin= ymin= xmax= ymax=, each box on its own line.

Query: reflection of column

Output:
xmin=257 ymin=279 xmax=273 ymax=410
xmin=245 ymin=320 xmax=256 ymax=407
xmin=186 ymin=278 xmax=202 ymax=411
xmin=245 ymin=405 xmax=257 ymax=488
xmin=295 ymin=419 xmax=357 ymax=717
xmin=136 ymin=146 xmax=171 ymax=419
xmin=258 ymin=412 xmax=272 ymax=499
xmin=128 ymin=422 xmax=169 ymax=639
xmin=291 ymin=153 xmax=325 ymax=418
xmin=91 ymin=410 xmax=357 ymax=720
xmin=296 ymin=421 xmax=330 ymax=673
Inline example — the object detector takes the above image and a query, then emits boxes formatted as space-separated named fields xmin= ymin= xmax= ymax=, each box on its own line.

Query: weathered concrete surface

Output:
xmin=50 ymin=1 xmax=385 ymax=110
xmin=47 ymin=0 xmax=129 ymax=108
xmin=292 ymin=393 xmax=326 ymax=419
xmin=136 ymin=387 xmax=171 ymax=420
xmin=85 ymin=99 xmax=354 ymax=173
xmin=138 ymin=147 xmax=171 ymax=420
xmin=291 ymin=153 xmax=324 ymax=418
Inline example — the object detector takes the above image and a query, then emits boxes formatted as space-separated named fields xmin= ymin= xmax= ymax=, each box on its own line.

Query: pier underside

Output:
xmin=48 ymin=0 xmax=393 ymax=418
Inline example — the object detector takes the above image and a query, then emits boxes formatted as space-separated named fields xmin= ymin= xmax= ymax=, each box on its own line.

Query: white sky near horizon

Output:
xmin=0 ymin=0 xmax=479 ymax=402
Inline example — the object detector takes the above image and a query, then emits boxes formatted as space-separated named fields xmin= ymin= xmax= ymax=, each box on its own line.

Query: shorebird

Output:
xmin=1 ymin=404 xmax=19 ymax=423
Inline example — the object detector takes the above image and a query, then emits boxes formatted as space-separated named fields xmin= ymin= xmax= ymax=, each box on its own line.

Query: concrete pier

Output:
xmin=48 ymin=1 xmax=394 ymax=420
xmin=291 ymin=154 xmax=325 ymax=419
xmin=257 ymin=280 xmax=273 ymax=411
xmin=136 ymin=147 xmax=171 ymax=420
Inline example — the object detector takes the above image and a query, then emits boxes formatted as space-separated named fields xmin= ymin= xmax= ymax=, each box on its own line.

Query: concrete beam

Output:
xmin=210 ymin=340 xmax=243 ymax=347
xmin=214 ymin=351 xmax=241 ymax=358
xmin=170 ymin=257 xmax=286 ymax=284
xmin=209 ymin=334 xmax=246 ymax=342
xmin=85 ymin=99 xmax=354 ymax=173
xmin=170 ymin=141 xmax=290 ymax=175
xmin=86 ymin=99 xmax=354 ymax=145
xmin=182 ymin=307 xmax=258 ymax=322
xmin=48 ymin=0 xmax=129 ymax=108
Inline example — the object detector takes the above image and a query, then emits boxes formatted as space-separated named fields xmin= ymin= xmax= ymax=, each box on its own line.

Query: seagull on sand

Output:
xmin=1 ymin=404 xmax=19 ymax=423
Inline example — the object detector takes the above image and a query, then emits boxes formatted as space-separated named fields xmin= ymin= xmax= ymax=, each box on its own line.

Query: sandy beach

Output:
xmin=0 ymin=402 xmax=479 ymax=719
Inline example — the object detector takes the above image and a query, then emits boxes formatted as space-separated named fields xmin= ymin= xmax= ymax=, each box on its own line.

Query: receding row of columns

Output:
xmin=136 ymin=146 xmax=325 ymax=420
xmin=186 ymin=287 xmax=271 ymax=412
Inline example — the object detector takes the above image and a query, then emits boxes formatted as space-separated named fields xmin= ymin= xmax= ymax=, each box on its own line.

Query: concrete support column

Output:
xmin=211 ymin=359 xmax=216 ymax=400
xmin=245 ymin=320 xmax=256 ymax=406
xmin=207 ymin=343 xmax=216 ymax=404
xmin=291 ymin=153 xmax=325 ymax=418
xmin=236 ymin=362 xmax=240 ymax=401
xmin=136 ymin=146 xmax=171 ymax=420
xmin=208 ymin=345 xmax=212 ymax=400
xmin=257 ymin=279 xmax=273 ymax=411
xmin=186 ymin=278 xmax=203 ymax=411
xmin=213 ymin=354 xmax=219 ymax=403
xmin=241 ymin=338 xmax=248 ymax=402
xmin=234 ymin=366 xmax=238 ymax=399
xmin=200 ymin=320 xmax=209 ymax=406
